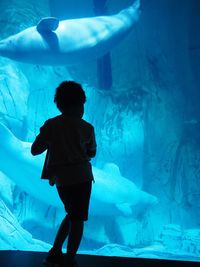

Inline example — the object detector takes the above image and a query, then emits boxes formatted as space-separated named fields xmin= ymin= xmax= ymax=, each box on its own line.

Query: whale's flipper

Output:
xmin=37 ymin=17 xmax=59 ymax=32
xmin=116 ymin=203 xmax=132 ymax=216
xmin=103 ymin=163 xmax=121 ymax=177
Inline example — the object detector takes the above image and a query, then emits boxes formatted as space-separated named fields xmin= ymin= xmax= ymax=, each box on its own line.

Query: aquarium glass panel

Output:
xmin=0 ymin=0 xmax=200 ymax=262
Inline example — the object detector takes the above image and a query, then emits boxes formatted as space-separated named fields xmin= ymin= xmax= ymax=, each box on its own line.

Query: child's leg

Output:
xmin=43 ymin=215 xmax=70 ymax=265
xmin=66 ymin=219 xmax=84 ymax=259
xmin=53 ymin=214 xmax=70 ymax=251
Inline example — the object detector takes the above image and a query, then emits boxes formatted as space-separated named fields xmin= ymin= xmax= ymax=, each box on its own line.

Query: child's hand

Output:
xmin=49 ymin=177 xmax=56 ymax=186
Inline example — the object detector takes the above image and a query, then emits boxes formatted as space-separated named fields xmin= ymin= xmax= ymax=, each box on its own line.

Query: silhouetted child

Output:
xmin=31 ymin=81 xmax=97 ymax=267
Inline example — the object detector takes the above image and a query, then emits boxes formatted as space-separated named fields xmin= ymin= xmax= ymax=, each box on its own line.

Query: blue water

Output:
xmin=0 ymin=0 xmax=200 ymax=262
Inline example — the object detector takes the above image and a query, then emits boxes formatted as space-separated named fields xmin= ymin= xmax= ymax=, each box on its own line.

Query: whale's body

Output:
xmin=0 ymin=122 xmax=157 ymax=216
xmin=0 ymin=0 xmax=140 ymax=65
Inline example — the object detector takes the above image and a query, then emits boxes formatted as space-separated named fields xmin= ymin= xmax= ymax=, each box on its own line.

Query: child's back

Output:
xmin=39 ymin=114 xmax=96 ymax=185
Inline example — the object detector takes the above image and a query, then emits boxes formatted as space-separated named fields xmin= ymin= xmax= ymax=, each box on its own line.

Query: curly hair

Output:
xmin=54 ymin=81 xmax=86 ymax=113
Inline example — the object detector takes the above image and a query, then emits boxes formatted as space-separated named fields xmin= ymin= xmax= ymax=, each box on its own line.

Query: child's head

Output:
xmin=54 ymin=81 xmax=86 ymax=117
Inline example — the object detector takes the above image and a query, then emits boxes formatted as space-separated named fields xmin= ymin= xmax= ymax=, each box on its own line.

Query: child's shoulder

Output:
xmin=43 ymin=115 xmax=62 ymax=126
xmin=47 ymin=115 xmax=62 ymax=122
xmin=44 ymin=115 xmax=94 ymax=130
xmin=80 ymin=118 xmax=94 ymax=129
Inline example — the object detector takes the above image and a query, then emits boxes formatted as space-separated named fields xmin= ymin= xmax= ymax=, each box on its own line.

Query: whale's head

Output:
xmin=0 ymin=36 xmax=19 ymax=61
xmin=0 ymin=29 xmax=41 ymax=63
xmin=0 ymin=36 xmax=28 ymax=64
xmin=0 ymin=27 xmax=61 ymax=65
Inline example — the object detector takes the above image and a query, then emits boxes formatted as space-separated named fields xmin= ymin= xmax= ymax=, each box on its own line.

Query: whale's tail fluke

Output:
xmin=134 ymin=0 xmax=143 ymax=12
xmin=132 ymin=0 xmax=141 ymax=13
xmin=118 ymin=0 xmax=141 ymax=26
xmin=133 ymin=0 xmax=140 ymax=9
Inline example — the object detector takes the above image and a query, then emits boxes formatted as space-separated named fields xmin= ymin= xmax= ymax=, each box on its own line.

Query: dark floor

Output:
xmin=0 ymin=251 xmax=199 ymax=267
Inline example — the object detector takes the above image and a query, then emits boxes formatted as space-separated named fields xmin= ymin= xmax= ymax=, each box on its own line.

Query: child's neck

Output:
xmin=62 ymin=112 xmax=83 ymax=118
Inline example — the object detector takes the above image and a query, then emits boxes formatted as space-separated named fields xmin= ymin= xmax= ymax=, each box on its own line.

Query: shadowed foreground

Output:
xmin=0 ymin=251 xmax=199 ymax=267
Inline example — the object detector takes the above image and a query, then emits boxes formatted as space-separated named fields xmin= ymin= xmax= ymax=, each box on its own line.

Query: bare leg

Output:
xmin=66 ymin=220 xmax=84 ymax=259
xmin=53 ymin=214 xmax=70 ymax=251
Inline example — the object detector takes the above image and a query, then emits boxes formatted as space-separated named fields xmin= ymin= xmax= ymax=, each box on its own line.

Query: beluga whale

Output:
xmin=0 ymin=0 xmax=141 ymax=65
xmin=0 ymin=122 xmax=157 ymax=217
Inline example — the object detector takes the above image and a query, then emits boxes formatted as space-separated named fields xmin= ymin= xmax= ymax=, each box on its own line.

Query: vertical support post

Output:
xmin=93 ymin=0 xmax=113 ymax=90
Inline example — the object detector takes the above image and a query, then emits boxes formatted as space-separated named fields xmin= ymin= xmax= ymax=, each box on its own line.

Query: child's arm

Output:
xmin=31 ymin=136 xmax=48 ymax=155
xmin=87 ymin=126 xmax=97 ymax=158
xmin=49 ymin=176 xmax=56 ymax=186
xmin=31 ymin=121 xmax=50 ymax=155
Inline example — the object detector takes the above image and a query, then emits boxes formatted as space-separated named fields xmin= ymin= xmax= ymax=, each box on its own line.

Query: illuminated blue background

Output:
xmin=0 ymin=0 xmax=200 ymax=262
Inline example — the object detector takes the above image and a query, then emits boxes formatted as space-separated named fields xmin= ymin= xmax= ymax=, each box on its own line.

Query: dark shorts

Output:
xmin=56 ymin=181 xmax=92 ymax=221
